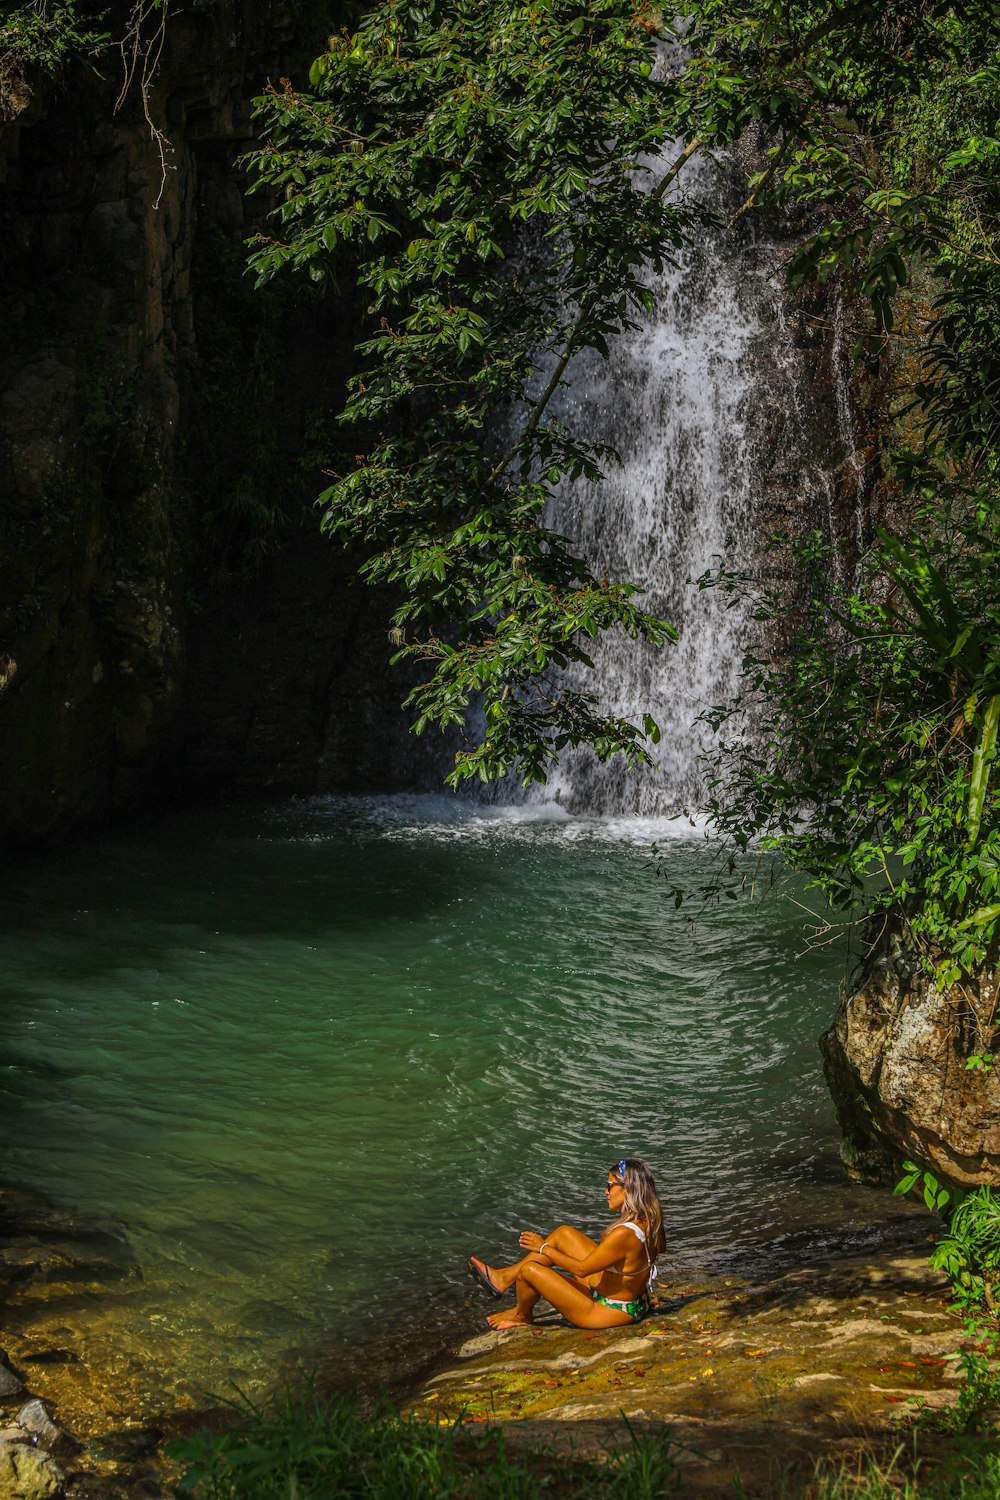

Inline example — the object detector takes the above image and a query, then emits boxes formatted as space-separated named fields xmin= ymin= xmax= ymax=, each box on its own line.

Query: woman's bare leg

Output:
xmin=488 ymin=1262 xmax=633 ymax=1330
xmin=487 ymin=1269 xmax=542 ymax=1328
xmin=474 ymin=1225 xmax=598 ymax=1296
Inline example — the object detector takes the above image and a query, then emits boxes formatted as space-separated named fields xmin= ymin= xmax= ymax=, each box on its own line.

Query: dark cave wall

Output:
xmin=0 ymin=0 xmax=434 ymax=847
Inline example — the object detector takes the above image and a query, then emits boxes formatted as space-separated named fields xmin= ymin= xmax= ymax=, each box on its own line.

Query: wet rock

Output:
xmin=85 ymin=1427 xmax=161 ymax=1464
xmin=14 ymin=1403 xmax=66 ymax=1454
xmin=0 ymin=1189 xmax=134 ymax=1260
xmin=0 ymin=1443 xmax=64 ymax=1500
xmin=0 ymin=1354 xmax=24 ymax=1399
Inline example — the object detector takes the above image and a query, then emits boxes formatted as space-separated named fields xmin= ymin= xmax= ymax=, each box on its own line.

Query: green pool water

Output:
xmin=1 ymin=795 xmax=901 ymax=1408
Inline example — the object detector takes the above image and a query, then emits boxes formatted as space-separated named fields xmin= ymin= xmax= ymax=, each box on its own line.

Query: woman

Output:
xmin=467 ymin=1157 xmax=665 ymax=1330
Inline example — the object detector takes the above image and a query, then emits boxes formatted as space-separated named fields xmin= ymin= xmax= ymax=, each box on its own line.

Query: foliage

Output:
xmin=245 ymin=0 xmax=1000 ymax=975
xmin=937 ymin=1191 xmax=1000 ymax=1434
xmin=894 ymin=1160 xmax=955 ymax=1217
xmin=246 ymin=0 xmax=1000 ymax=820
xmin=894 ymin=1166 xmax=1000 ymax=1432
xmin=0 ymin=0 xmax=108 ymax=117
xmin=701 ymin=496 xmax=1000 ymax=984
xmin=930 ymin=1188 xmax=1000 ymax=1318
xmin=808 ymin=1441 xmax=1000 ymax=1500
xmin=691 ymin=3 xmax=1000 ymax=981
xmin=247 ymin=0 xmax=718 ymax=787
xmin=168 ymin=1384 xmax=1000 ymax=1499
xmin=170 ymin=1388 xmax=682 ymax=1499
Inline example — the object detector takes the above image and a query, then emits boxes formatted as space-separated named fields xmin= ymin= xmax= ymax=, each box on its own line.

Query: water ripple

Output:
xmin=0 ymin=794 xmax=892 ymax=1402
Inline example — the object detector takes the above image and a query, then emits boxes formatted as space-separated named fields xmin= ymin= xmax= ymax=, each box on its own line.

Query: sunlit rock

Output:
xmin=822 ymin=920 xmax=1000 ymax=1186
xmin=0 ymin=1443 xmax=64 ymax=1500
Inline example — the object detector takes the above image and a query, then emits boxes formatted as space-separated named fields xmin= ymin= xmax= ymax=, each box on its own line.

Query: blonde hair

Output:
xmin=602 ymin=1157 xmax=666 ymax=1261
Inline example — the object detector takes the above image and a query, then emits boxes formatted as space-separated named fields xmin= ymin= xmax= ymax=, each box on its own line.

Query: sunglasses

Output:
xmin=604 ymin=1179 xmax=623 ymax=1193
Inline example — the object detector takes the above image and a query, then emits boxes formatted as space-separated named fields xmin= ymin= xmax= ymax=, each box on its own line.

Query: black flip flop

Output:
xmin=467 ymin=1256 xmax=503 ymax=1299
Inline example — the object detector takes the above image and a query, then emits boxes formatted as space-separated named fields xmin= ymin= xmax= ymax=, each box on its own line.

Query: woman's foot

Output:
xmin=467 ymin=1256 xmax=505 ymax=1298
xmin=486 ymin=1308 xmax=533 ymax=1329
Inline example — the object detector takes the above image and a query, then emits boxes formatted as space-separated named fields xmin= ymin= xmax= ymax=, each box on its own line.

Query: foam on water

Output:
xmin=266 ymin=794 xmax=712 ymax=847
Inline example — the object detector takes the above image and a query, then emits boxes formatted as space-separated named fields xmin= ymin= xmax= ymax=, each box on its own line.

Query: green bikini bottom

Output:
xmin=591 ymin=1289 xmax=650 ymax=1322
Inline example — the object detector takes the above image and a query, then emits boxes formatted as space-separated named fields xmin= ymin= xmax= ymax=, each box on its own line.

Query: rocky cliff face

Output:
xmin=0 ymin=0 xmax=437 ymax=846
xmin=822 ymin=920 xmax=1000 ymax=1187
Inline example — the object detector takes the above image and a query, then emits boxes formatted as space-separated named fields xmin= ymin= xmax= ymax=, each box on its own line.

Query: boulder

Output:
xmin=821 ymin=918 xmax=1000 ymax=1186
xmin=0 ymin=1444 xmax=63 ymax=1500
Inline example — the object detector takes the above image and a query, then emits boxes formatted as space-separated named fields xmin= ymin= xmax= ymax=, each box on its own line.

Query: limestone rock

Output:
xmin=822 ymin=920 xmax=1000 ymax=1185
xmin=0 ymin=1444 xmax=64 ymax=1500
xmin=406 ymin=1244 xmax=959 ymax=1491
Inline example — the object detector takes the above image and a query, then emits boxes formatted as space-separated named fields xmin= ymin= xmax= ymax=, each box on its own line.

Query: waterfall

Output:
xmin=498 ymin=150 xmax=863 ymax=818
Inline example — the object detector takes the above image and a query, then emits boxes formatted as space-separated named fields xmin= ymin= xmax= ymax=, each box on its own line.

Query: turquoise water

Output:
xmin=1 ymin=795 xmax=898 ymax=1405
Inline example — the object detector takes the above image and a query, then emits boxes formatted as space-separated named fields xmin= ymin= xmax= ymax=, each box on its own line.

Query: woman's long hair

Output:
xmin=602 ymin=1157 xmax=666 ymax=1261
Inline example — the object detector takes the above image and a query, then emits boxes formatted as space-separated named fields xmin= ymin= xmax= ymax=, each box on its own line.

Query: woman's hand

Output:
xmin=519 ymin=1231 xmax=545 ymax=1253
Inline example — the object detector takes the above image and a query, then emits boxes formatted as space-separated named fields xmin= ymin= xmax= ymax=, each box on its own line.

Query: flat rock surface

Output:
xmin=408 ymin=1246 xmax=965 ymax=1493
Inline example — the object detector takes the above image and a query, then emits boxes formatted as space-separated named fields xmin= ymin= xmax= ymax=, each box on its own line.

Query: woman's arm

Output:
xmin=521 ymin=1227 xmax=633 ymax=1277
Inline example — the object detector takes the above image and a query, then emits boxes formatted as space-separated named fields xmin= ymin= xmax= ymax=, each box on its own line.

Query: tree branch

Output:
xmin=488 ymin=136 xmax=702 ymax=486
xmin=651 ymin=135 xmax=701 ymax=201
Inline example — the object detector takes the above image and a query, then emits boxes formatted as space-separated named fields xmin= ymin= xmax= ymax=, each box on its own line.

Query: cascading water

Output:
xmin=512 ymin=150 xmax=864 ymax=817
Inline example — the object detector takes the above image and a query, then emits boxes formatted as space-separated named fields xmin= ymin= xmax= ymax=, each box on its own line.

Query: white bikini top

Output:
xmin=621 ymin=1220 xmax=658 ymax=1283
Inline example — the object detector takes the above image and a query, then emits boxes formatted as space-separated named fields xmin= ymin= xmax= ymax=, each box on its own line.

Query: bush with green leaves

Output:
xmin=692 ymin=3 xmax=1000 ymax=990
xmin=701 ymin=492 xmax=1000 ymax=989
xmin=0 ymin=0 xmax=108 ymax=117
xmin=895 ymin=1165 xmax=1000 ymax=1430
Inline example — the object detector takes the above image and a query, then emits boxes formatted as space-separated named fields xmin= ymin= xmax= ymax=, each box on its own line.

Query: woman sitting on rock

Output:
xmin=468 ymin=1157 xmax=665 ymax=1330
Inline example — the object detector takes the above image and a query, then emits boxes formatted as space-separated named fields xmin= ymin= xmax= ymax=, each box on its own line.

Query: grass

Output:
xmin=169 ymin=1388 xmax=682 ymax=1499
xmin=169 ymin=1390 xmax=1000 ymax=1500
xmin=804 ymin=1441 xmax=1000 ymax=1500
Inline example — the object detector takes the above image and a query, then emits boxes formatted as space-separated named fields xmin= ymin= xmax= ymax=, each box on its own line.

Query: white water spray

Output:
xmin=518 ymin=154 xmax=764 ymax=815
xmin=501 ymin=136 xmax=869 ymax=818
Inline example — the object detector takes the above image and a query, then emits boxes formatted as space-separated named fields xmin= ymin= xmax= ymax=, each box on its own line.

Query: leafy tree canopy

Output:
xmin=249 ymin=0 xmax=1000 ymax=988
xmin=250 ymin=0 xmax=704 ymax=787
